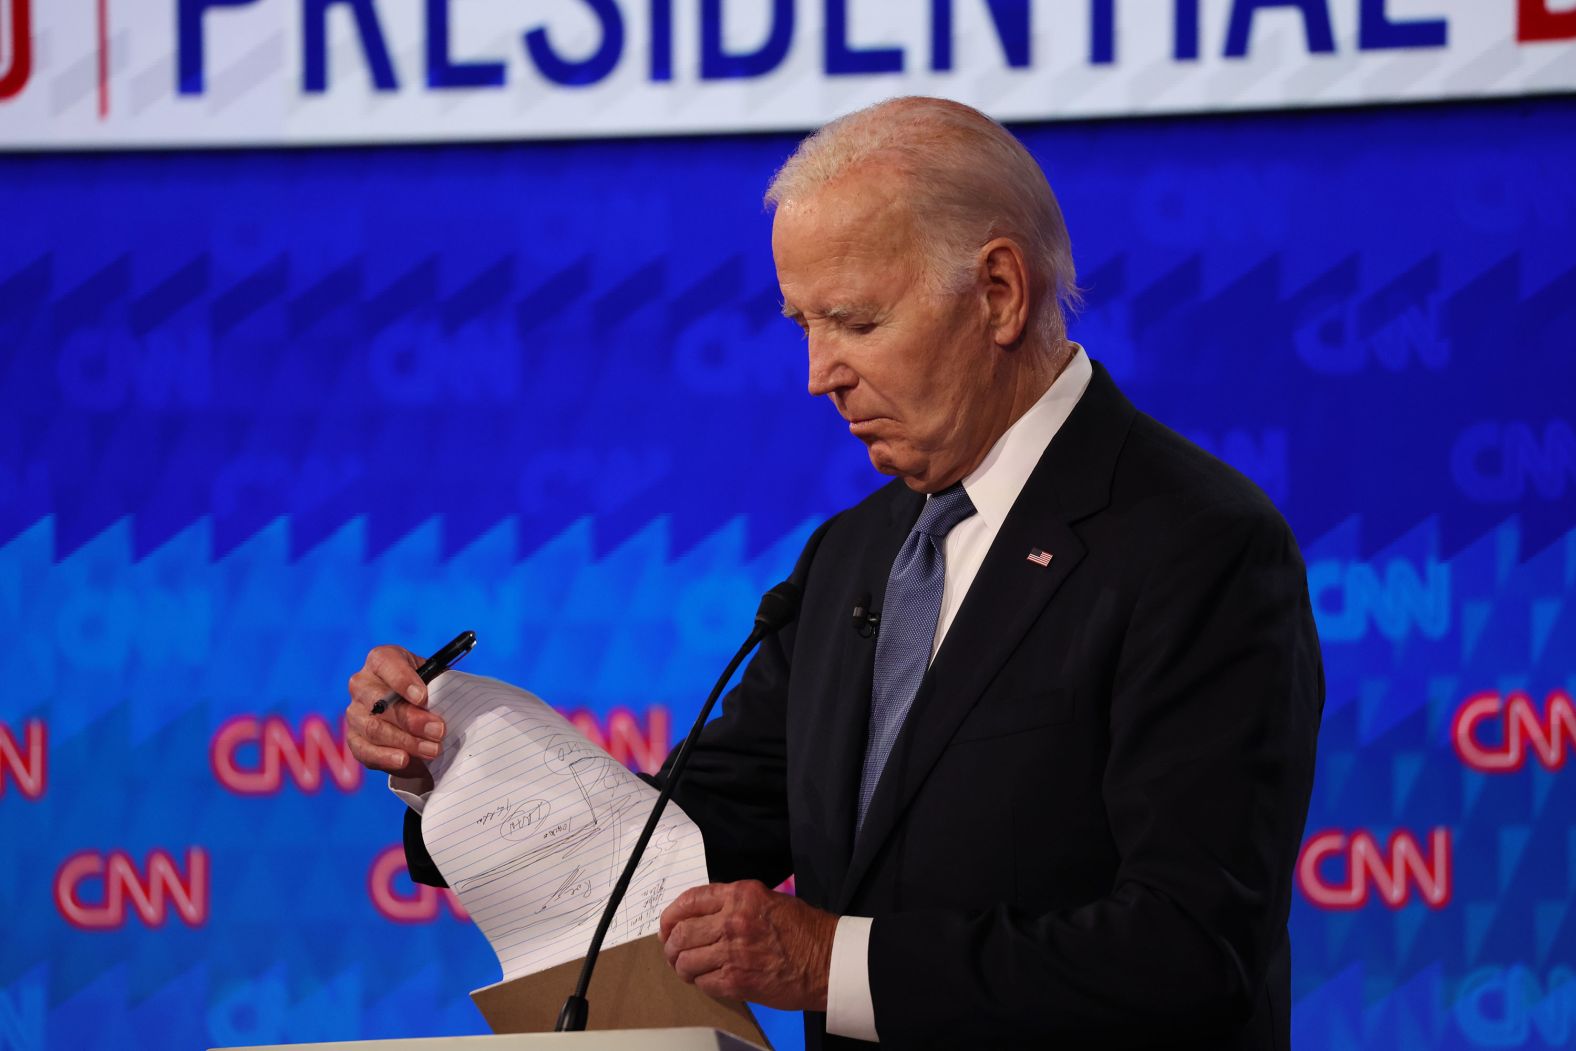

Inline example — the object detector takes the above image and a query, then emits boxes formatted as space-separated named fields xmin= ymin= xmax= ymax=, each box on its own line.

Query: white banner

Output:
xmin=1 ymin=0 xmax=1573 ymax=150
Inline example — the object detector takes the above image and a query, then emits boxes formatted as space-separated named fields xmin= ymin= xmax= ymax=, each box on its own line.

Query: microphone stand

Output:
xmin=555 ymin=583 xmax=799 ymax=1032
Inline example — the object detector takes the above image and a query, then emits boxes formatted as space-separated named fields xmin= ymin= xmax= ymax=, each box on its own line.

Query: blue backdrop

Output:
xmin=2 ymin=97 xmax=1573 ymax=1050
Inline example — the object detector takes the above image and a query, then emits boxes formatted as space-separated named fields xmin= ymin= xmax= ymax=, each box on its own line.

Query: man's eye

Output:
xmin=845 ymin=321 xmax=877 ymax=335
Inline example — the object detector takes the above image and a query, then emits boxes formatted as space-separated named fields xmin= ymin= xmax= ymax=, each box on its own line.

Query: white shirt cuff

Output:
xmin=388 ymin=774 xmax=432 ymax=814
xmin=826 ymin=915 xmax=879 ymax=1042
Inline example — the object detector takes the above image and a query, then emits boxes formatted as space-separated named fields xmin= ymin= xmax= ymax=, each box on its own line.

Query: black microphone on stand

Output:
xmin=555 ymin=579 xmax=803 ymax=1033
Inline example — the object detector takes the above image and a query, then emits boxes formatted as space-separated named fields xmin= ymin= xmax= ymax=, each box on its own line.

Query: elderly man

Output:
xmin=347 ymin=97 xmax=1322 ymax=1049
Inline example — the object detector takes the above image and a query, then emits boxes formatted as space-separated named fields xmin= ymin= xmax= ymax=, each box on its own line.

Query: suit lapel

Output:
xmin=818 ymin=485 xmax=922 ymax=904
xmin=835 ymin=363 xmax=1135 ymax=911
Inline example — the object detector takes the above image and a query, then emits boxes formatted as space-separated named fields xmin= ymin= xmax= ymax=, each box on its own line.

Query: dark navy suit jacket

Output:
xmin=407 ymin=363 xmax=1323 ymax=1050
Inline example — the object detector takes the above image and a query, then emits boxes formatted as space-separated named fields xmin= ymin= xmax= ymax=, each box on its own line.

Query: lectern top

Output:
xmin=210 ymin=1025 xmax=767 ymax=1051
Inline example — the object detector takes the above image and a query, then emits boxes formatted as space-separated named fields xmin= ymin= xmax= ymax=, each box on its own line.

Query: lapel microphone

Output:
xmin=852 ymin=593 xmax=880 ymax=638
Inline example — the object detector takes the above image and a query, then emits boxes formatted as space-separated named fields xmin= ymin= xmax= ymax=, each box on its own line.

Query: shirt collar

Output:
xmin=956 ymin=343 xmax=1093 ymax=530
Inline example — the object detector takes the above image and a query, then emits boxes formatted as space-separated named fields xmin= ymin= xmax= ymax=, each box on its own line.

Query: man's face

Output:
xmin=772 ymin=171 xmax=1009 ymax=494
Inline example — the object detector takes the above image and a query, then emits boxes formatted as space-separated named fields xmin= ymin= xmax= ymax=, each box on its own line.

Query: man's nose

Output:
xmin=806 ymin=334 xmax=852 ymax=398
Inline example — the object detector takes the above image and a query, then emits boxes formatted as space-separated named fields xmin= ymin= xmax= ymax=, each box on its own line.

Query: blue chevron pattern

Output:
xmin=1 ymin=98 xmax=1573 ymax=1050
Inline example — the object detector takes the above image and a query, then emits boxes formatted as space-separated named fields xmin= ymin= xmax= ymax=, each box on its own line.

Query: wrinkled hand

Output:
xmin=345 ymin=644 xmax=446 ymax=789
xmin=659 ymin=880 xmax=837 ymax=1011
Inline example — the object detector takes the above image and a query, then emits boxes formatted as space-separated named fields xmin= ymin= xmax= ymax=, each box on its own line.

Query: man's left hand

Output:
xmin=659 ymin=880 xmax=838 ymax=1011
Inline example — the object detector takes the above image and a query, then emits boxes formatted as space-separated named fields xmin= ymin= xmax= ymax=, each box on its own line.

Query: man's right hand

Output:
xmin=345 ymin=645 xmax=447 ymax=791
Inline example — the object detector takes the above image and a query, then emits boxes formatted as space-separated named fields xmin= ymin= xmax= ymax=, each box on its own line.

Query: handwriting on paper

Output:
xmin=414 ymin=672 xmax=709 ymax=980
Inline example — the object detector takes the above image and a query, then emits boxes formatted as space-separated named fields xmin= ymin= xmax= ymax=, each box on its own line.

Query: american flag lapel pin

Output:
xmin=1026 ymin=547 xmax=1053 ymax=567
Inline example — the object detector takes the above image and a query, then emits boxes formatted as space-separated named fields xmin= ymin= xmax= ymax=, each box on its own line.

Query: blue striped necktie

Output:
xmin=857 ymin=482 xmax=976 ymax=833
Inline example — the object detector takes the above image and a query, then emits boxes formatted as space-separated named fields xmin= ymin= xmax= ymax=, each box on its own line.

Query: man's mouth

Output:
xmin=847 ymin=417 xmax=886 ymax=438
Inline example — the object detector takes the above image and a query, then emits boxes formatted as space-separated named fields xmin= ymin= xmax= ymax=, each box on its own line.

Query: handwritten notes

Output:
xmin=417 ymin=672 xmax=709 ymax=981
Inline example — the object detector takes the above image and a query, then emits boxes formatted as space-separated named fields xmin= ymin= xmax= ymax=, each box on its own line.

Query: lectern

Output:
xmin=211 ymin=936 xmax=771 ymax=1051
xmin=209 ymin=1029 xmax=765 ymax=1051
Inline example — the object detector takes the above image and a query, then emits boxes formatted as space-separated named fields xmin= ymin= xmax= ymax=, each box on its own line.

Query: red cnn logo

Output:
xmin=54 ymin=848 xmax=210 ymax=929
xmin=562 ymin=706 xmax=671 ymax=774
xmin=211 ymin=714 xmax=364 ymax=795
xmin=1297 ymin=828 xmax=1452 ymax=910
xmin=0 ymin=0 xmax=31 ymax=101
xmin=0 ymin=718 xmax=46 ymax=799
xmin=368 ymin=845 xmax=468 ymax=923
xmin=1453 ymin=690 xmax=1575 ymax=773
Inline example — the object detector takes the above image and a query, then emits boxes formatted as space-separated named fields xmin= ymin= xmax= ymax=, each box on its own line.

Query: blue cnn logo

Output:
xmin=1455 ymin=965 xmax=1576 ymax=1047
xmin=1307 ymin=557 xmax=1450 ymax=643
xmin=1452 ymin=419 xmax=1576 ymax=503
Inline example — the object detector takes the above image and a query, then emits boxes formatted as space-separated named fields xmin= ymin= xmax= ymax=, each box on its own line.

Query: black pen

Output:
xmin=370 ymin=631 xmax=477 ymax=714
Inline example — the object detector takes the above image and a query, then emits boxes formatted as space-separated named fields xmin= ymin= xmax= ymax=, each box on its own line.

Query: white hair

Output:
xmin=765 ymin=96 xmax=1081 ymax=349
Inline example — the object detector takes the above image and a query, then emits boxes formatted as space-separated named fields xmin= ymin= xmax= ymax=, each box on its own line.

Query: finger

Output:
xmin=386 ymin=699 xmax=445 ymax=744
xmin=658 ymin=895 xmax=715 ymax=939
xmin=367 ymin=646 xmax=428 ymax=706
xmin=671 ymin=941 xmax=731 ymax=984
xmin=660 ymin=884 xmax=728 ymax=939
xmin=662 ymin=913 xmax=726 ymax=964
xmin=346 ymin=730 xmax=421 ymax=774
xmin=362 ymin=711 xmax=442 ymax=761
xmin=345 ymin=709 xmax=438 ymax=778
xmin=347 ymin=665 xmax=401 ymax=712
xmin=346 ymin=669 xmax=381 ymax=711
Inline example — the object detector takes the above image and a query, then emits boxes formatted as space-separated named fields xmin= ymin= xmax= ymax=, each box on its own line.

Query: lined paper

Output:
xmin=418 ymin=672 xmax=709 ymax=980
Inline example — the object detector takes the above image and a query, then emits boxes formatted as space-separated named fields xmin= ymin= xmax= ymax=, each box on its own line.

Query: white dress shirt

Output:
xmin=826 ymin=346 xmax=1092 ymax=1042
xmin=392 ymin=347 xmax=1095 ymax=1045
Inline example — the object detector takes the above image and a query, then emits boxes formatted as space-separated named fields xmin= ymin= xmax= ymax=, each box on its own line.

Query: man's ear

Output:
xmin=980 ymin=238 xmax=1030 ymax=348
